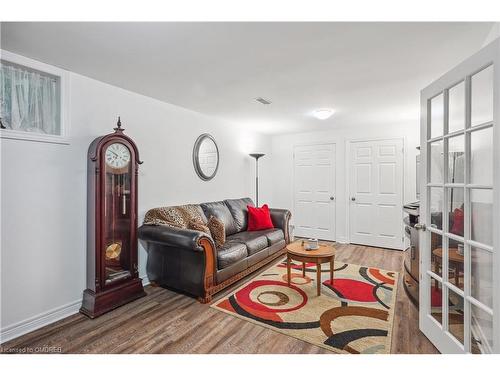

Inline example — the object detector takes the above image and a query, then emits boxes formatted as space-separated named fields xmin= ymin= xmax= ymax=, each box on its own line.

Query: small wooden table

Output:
xmin=432 ymin=247 xmax=464 ymax=288
xmin=286 ymin=241 xmax=335 ymax=296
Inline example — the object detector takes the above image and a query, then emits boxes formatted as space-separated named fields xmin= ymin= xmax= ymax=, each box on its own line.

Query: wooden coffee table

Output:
xmin=432 ymin=247 xmax=464 ymax=288
xmin=286 ymin=241 xmax=335 ymax=296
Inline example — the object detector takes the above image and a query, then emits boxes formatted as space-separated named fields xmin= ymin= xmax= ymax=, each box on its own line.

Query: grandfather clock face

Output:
xmin=103 ymin=142 xmax=133 ymax=284
xmin=105 ymin=143 xmax=131 ymax=170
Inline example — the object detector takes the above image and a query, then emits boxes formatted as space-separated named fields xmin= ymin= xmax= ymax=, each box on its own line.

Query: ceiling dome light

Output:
xmin=312 ymin=108 xmax=335 ymax=120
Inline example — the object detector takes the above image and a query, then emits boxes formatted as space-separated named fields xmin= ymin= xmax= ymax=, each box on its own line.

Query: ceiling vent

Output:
xmin=255 ymin=97 xmax=272 ymax=105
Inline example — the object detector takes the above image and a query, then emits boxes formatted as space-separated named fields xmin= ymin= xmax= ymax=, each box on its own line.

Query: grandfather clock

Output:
xmin=80 ymin=118 xmax=146 ymax=318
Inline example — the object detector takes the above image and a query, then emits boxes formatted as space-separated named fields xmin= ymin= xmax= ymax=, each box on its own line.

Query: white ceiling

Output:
xmin=1 ymin=22 xmax=494 ymax=134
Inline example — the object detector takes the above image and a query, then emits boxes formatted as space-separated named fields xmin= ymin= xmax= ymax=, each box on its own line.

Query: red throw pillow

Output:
xmin=247 ymin=204 xmax=274 ymax=231
xmin=450 ymin=208 xmax=464 ymax=236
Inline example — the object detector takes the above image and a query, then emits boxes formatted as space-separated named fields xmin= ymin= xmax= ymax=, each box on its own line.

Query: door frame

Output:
xmin=292 ymin=142 xmax=337 ymax=242
xmin=345 ymin=137 xmax=406 ymax=249
xmin=419 ymin=38 xmax=500 ymax=354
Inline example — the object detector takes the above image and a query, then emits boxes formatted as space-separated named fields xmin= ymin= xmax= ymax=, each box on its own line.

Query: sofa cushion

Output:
xmin=224 ymin=197 xmax=254 ymax=232
xmin=200 ymin=201 xmax=239 ymax=236
xmin=247 ymin=247 xmax=269 ymax=267
xmin=217 ymin=242 xmax=248 ymax=269
xmin=268 ymin=239 xmax=286 ymax=255
xmin=216 ymin=258 xmax=248 ymax=283
xmin=227 ymin=231 xmax=268 ymax=255
xmin=260 ymin=228 xmax=285 ymax=245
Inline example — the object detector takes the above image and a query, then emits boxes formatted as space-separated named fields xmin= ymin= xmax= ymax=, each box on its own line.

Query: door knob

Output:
xmin=330 ymin=196 xmax=335 ymax=201
xmin=415 ymin=223 xmax=426 ymax=231
xmin=351 ymin=197 xmax=356 ymax=201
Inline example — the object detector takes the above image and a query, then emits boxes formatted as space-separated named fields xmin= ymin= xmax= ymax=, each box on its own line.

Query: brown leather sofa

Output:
xmin=138 ymin=198 xmax=291 ymax=303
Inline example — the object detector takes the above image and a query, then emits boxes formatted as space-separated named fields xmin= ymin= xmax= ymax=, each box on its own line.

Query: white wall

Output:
xmin=482 ymin=23 xmax=500 ymax=47
xmin=269 ymin=122 xmax=419 ymax=243
xmin=0 ymin=65 xmax=272 ymax=340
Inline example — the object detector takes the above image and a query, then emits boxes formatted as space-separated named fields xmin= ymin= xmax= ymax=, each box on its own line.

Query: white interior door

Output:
xmin=293 ymin=143 xmax=336 ymax=241
xmin=419 ymin=39 xmax=499 ymax=354
xmin=348 ymin=138 xmax=404 ymax=250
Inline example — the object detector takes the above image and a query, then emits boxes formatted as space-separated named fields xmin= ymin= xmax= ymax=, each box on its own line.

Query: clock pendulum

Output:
xmin=105 ymin=173 xmax=122 ymax=263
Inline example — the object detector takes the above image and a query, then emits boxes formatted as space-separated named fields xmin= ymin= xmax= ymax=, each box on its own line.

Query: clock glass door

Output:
xmin=103 ymin=142 xmax=132 ymax=286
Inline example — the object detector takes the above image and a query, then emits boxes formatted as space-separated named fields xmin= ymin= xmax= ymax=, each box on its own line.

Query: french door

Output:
xmin=293 ymin=143 xmax=336 ymax=241
xmin=419 ymin=39 xmax=500 ymax=353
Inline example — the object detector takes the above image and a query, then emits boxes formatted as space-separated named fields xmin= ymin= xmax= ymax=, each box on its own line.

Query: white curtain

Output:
xmin=0 ymin=63 xmax=58 ymax=134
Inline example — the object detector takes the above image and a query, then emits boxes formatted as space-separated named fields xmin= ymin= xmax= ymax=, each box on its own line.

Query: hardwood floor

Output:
xmin=1 ymin=243 xmax=439 ymax=354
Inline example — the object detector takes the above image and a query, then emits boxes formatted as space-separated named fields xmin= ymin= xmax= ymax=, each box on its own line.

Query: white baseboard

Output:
xmin=0 ymin=299 xmax=81 ymax=345
xmin=140 ymin=274 xmax=150 ymax=287
xmin=336 ymin=236 xmax=349 ymax=244
xmin=0 ymin=276 xmax=151 ymax=345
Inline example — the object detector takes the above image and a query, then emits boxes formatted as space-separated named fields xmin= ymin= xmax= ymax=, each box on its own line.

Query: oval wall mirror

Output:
xmin=193 ymin=133 xmax=219 ymax=181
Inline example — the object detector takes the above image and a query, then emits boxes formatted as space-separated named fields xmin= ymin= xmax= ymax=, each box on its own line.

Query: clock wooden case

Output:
xmin=80 ymin=118 xmax=146 ymax=318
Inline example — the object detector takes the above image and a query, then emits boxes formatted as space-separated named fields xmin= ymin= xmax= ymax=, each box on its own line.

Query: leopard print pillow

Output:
xmin=207 ymin=216 xmax=225 ymax=248
xmin=188 ymin=219 xmax=211 ymax=237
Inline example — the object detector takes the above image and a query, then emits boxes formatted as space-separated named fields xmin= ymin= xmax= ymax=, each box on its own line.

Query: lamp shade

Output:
xmin=249 ymin=153 xmax=265 ymax=160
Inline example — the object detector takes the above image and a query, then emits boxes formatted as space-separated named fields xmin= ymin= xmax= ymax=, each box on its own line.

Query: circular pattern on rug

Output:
xmin=281 ymin=273 xmax=312 ymax=285
xmin=235 ymin=280 xmax=308 ymax=313
xmin=256 ymin=291 xmax=289 ymax=306
xmin=368 ymin=268 xmax=395 ymax=285
xmin=323 ymin=279 xmax=378 ymax=303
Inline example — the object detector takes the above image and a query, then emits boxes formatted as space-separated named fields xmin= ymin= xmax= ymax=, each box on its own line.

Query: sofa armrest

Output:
xmin=269 ymin=208 xmax=292 ymax=243
xmin=138 ymin=225 xmax=215 ymax=252
xmin=138 ymin=225 xmax=217 ymax=300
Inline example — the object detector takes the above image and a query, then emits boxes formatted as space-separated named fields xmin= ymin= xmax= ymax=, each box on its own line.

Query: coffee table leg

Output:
xmin=316 ymin=261 xmax=321 ymax=296
xmin=330 ymin=257 xmax=334 ymax=285
xmin=302 ymin=262 xmax=306 ymax=277
xmin=287 ymin=255 xmax=291 ymax=286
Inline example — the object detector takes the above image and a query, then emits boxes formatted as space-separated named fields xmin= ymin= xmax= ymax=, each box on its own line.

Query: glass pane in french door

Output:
xmin=448 ymin=288 xmax=465 ymax=345
xmin=430 ymin=140 xmax=444 ymax=183
xmin=447 ymin=239 xmax=464 ymax=290
xmin=470 ymin=304 xmax=493 ymax=354
xmin=447 ymin=135 xmax=465 ymax=184
xmin=470 ymin=126 xmax=493 ymax=186
xmin=449 ymin=81 xmax=466 ymax=133
xmin=471 ymin=246 xmax=493 ymax=308
xmin=430 ymin=276 xmax=443 ymax=325
xmin=471 ymin=65 xmax=494 ymax=127
xmin=431 ymin=93 xmax=444 ymax=138
xmin=448 ymin=187 xmax=464 ymax=238
xmin=429 ymin=187 xmax=444 ymax=230
xmin=430 ymin=232 xmax=443 ymax=278
xmin=471 ymin=189 xmax=493 ymax=246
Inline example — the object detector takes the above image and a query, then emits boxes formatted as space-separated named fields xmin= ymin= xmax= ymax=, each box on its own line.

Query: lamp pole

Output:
xmin=249 ymin=153 xmax=265 ymax=206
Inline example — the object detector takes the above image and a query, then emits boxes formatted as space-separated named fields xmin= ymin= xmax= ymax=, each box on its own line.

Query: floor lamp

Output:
xmin=249 ymin=153 xmax=265 ymax=206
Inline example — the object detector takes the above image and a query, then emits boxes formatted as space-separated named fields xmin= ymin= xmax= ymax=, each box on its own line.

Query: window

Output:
xmin=0 ymin=50 xmax=69 ymax=144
